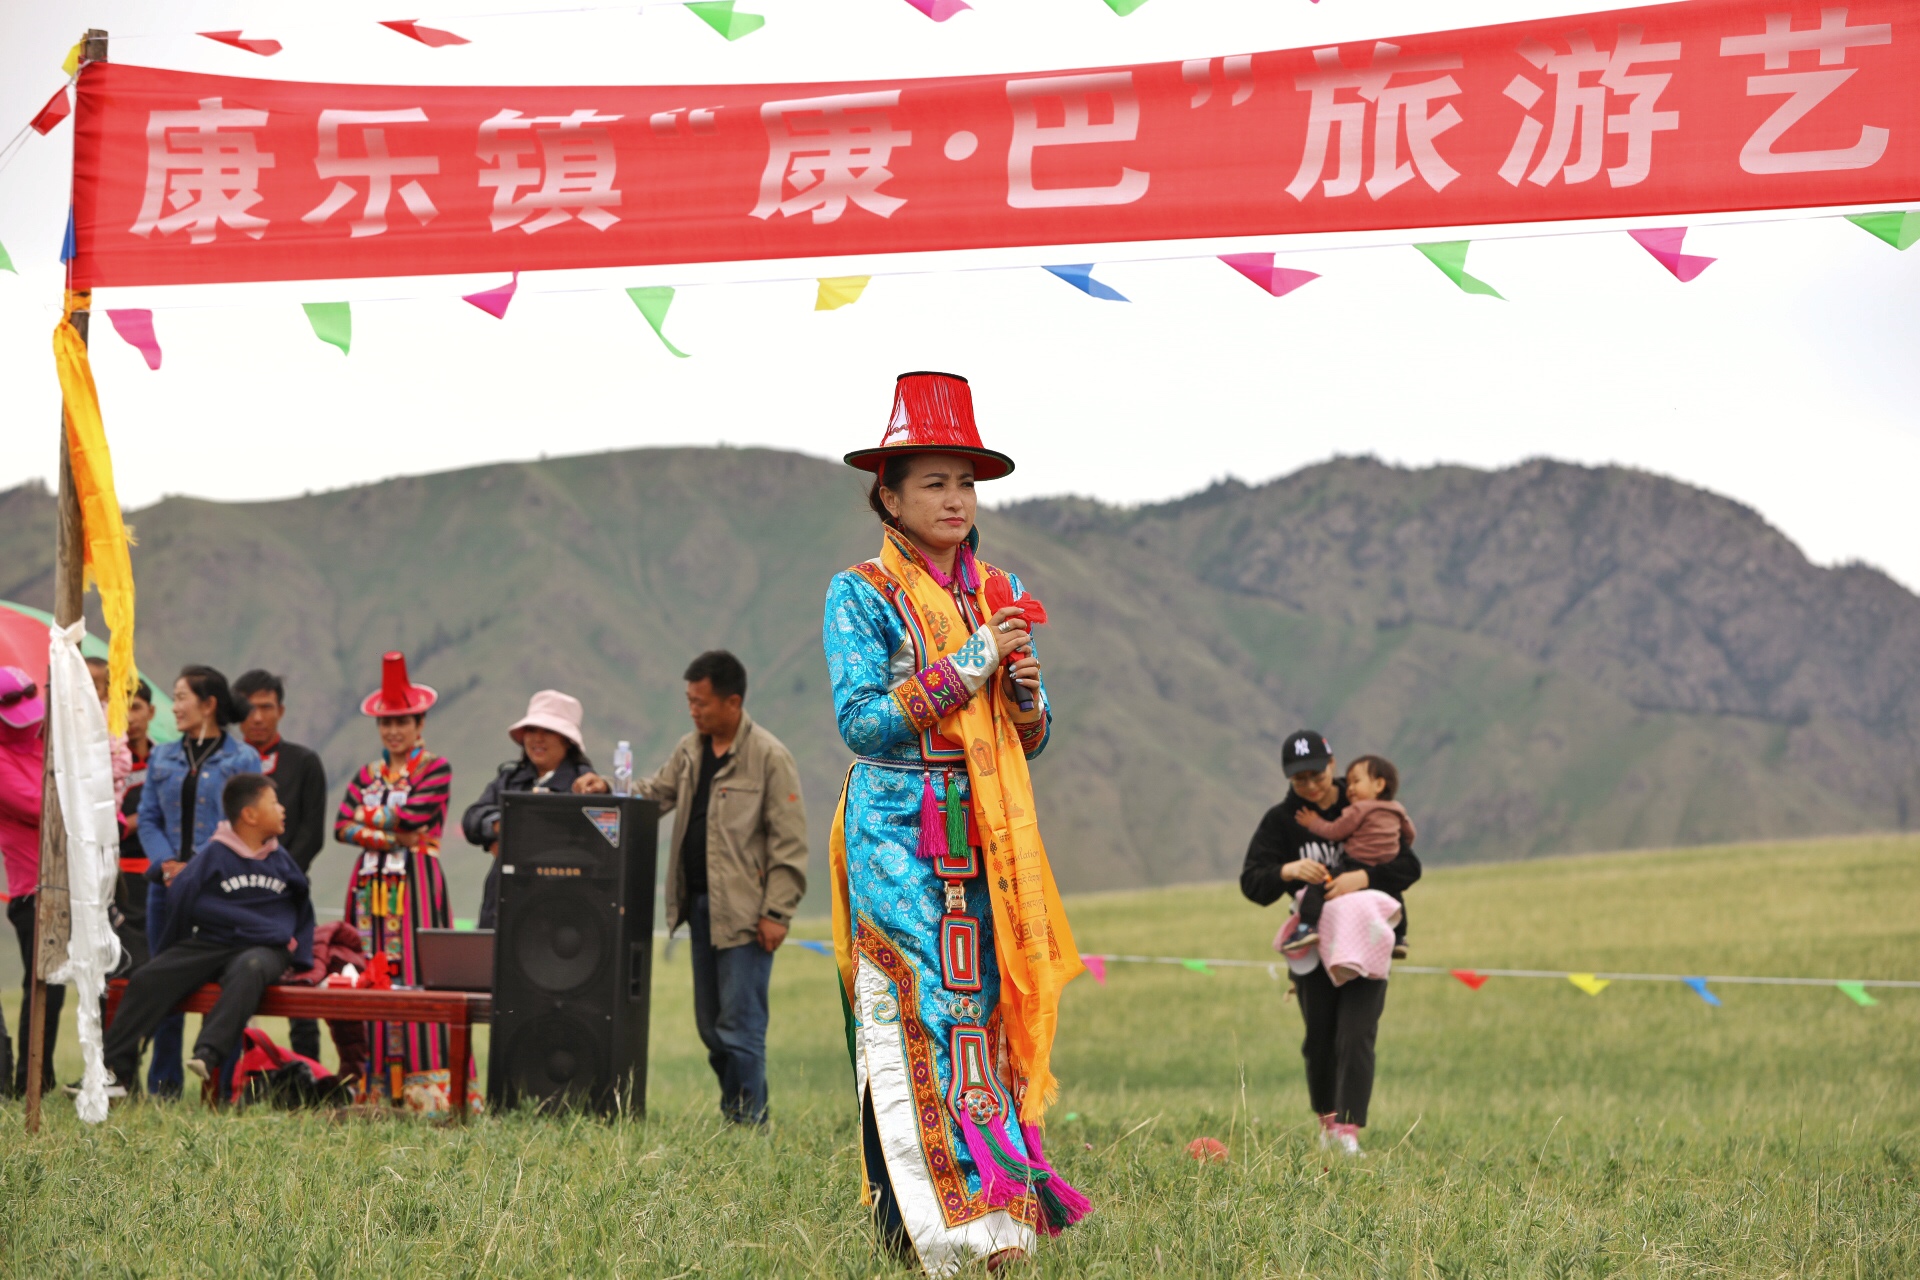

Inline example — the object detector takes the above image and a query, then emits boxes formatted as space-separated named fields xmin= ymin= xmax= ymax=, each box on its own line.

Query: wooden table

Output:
xmin=105 ymin=980 xmax=492 ymax=1119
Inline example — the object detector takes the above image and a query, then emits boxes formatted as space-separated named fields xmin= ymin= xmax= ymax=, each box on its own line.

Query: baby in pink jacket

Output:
xmin=1280 ymin=755 xmax=1417 ymax=957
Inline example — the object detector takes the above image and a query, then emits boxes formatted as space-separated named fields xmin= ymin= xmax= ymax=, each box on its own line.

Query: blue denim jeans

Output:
xmin=687 ymin=894 xmax=773 ymax=1124
xmin=145 ymin=882 xmax=185 ymax=1096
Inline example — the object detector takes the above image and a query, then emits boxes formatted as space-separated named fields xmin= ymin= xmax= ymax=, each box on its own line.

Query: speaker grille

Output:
xmin=504 ymin=1013 xmax=607 ymax=1103
xmin=513 ymin=884 xmax=609 ymax=994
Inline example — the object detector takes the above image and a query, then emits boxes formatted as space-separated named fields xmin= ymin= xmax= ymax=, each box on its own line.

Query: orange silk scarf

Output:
xmin=832 ymin=530 xmax=1083 ymax=1122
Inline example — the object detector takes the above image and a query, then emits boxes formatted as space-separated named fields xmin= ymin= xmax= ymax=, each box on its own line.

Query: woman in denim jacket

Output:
xmin=135 ymin=665 xmax=260 ymax=1096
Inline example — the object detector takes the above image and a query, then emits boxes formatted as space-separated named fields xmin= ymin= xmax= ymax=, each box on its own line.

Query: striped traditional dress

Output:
xmin=335 ymin=743 xmax=457 ymax=1108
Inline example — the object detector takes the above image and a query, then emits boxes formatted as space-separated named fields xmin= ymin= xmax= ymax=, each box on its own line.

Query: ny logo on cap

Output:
xmin=1293 ymin=738 xmax=1310 ymax=756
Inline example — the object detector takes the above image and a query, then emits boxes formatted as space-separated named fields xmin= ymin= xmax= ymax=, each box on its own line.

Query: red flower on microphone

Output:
xmin=982 ymin=575 xmax=1047 ymax=625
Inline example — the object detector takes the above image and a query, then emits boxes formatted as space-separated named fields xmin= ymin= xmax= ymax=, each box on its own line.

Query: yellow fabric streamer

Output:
xmin=52 ymin=296 xmax=138 ymax=736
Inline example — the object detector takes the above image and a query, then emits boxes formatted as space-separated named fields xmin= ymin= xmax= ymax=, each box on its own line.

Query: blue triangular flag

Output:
xmin=797 ymin=939 xmax=832 ymax=955
xmin=1044 ymin=263 xmax=1129 ymax=302
xmin=60 ymin=206 xmax=76 ymax=264
xmin=1683 ymin=977 xmax=1721 ymax=1007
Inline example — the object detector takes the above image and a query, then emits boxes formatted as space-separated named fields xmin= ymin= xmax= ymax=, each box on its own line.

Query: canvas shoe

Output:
xmin=1316 ymin=1113 xmax=1338 ymax=1150
xmin=1279 ymin=921 xmax=1320 ymax=956
xmin=185 ymin=1057 xmax=212 ymax=1083
xmin=1331 ymin=1123 xmax=1364 ymax=1157
xmin=63 ymin=1072 xmax=131 ymax=1100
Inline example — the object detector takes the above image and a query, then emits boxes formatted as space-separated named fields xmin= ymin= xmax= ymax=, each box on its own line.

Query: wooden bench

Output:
xmin=104 ymin=979 xmax=492 ymax=1119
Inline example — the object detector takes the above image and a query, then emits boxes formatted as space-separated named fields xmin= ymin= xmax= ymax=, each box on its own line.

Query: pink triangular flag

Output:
xmin=106 ymin=309 xmax=162 ymax=371
xmin=463 ymin=272 xmax=518 ymax=319
xmin=380 ymin=19 xmax=471 ymax=46
xmin=199 ymin=30 xmax=284 ymax=55
xmin=1082 ymin=954 xmax=1107 ymax=985
xmin=1219 ymin=252 xmax=1320 ymax=298
xmin=901 ymin=0 xmax=971 ymax=18
xmin=1628 ymin=228 xmax=1715 ymax=283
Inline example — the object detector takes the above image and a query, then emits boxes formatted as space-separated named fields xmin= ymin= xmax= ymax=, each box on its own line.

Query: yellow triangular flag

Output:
xmin=62 ymin=41 xmax=84 ymax=78
xmin=815 ymin=276 xmax=871 ymax=311
xmin=1567 ymin=973 xmax=1611 ymax=996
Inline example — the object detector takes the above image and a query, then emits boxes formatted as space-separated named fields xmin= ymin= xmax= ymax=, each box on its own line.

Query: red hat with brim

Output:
xmin=843 ymin=371 xmax=1015 ymax=482
xmin=359 ymin=651 xmax=437 ymax=717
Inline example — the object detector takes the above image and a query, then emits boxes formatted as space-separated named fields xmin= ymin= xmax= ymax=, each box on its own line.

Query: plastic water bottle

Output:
xmin=613 ymin=740 xmax=633 ymax=797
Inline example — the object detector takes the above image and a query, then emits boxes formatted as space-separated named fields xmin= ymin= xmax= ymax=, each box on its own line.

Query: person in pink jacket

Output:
xmin=0 ymin=665 xmax=60 ymax=1097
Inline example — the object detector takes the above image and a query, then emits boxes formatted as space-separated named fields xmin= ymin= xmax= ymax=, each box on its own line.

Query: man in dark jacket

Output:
xmin=99 ymin=773 xmax=314 ymax=1098
xmin=233 ymin=670 xmax=327 ymax=1060
xmin=1241 ymin=730 xmax=1420 ymax=1156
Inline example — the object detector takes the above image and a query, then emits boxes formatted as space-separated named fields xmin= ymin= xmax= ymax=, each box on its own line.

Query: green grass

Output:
xmin=5 ymin=834 xmax=1919 ymax=1276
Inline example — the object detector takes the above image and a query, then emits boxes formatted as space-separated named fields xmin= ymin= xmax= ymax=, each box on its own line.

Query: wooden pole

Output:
xmin=25 ymin=26 xmax=107 ymax=1134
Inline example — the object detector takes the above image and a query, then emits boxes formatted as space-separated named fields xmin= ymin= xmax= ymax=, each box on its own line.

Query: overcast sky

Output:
xmin=4 ymin=0 xmax=1919 ymax=590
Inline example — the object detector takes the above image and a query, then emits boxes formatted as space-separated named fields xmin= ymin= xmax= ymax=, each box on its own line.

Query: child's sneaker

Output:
xmin=1331 ymin=1122 xmax=1364 ymax=1157
xmin=1391 ymin=942 xmax=1409 ymax=960
xmin=1279 ymin=921 xmax=1320 ymax=956
xmin=1316 ymin=1113 xmax=1338 ymax=1150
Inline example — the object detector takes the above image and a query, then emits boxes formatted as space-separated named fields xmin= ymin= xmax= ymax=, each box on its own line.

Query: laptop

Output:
xmin=416 ymin=928 xmax=495 ymax=992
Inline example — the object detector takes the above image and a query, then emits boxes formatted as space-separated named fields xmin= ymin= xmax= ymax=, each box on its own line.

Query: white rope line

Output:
xmin=1079 ymin=952 xmax=1920 ymax=989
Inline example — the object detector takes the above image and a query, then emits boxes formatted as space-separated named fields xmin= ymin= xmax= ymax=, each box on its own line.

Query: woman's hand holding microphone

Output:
xmin=988 ymin=607 xmax=1044 ymax=719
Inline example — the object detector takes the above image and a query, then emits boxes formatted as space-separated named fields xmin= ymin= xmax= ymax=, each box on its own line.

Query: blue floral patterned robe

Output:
xmin=824 ymin=554 xmax=1052 ymax=1275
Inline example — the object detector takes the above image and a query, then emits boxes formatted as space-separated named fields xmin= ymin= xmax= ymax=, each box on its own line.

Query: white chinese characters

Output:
xmin=1006 ymin=72 xmax=1150 ymax=209
xmin=478 ymin=108 xmax=624 ymax=233
xmin=1499 ymin=26 xmax=1681 ymax=188
xmin=302 ymin=109 xmax=439 ymax=237
xmin=1720 ymin=8 xmax=1893 ymax=174
xmin=1287 ymin=43 xmax=1464 ymax=202
xmin=131 ymin=98 xmax=276 ymax=244
xmin=752 ymin=91 xmax=911 ymax=223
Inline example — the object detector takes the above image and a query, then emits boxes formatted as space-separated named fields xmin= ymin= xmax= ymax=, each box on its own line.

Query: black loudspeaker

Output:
xmin=489 ymin=793 xmax=658 ymax=1114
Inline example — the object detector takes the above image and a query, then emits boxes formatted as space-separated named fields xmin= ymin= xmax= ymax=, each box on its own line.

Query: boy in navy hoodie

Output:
xmin=99 ymin=773 xmax=313 ymax=1097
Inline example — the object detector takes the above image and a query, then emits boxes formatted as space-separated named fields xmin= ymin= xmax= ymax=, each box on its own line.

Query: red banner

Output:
xmin=71 ymin=0 xmax=1920 ymax=288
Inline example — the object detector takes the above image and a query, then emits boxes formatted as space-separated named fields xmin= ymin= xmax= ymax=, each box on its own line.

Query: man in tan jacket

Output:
xmin=634 ymin=650 xmax=807 ymax=1124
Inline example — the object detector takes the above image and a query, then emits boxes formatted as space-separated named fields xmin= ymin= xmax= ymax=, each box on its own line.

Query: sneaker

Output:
xmin=1391 ymin=943 xmax=1409 ymax=960
xmin=1331 ymin=1122 xmax=1364 ymax=1157
xmin=1279 ymin=921 xmax=1320 ymax=956
xmin=185 ymin=1057 xmax=211 ymax=1083
xmin=63 ymin=1073 xmax=130 ymax=1100
xmin=1316 ymin=1113 xmax=1338 ymax=1150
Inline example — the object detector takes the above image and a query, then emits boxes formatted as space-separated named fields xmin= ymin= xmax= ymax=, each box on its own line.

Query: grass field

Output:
xmin=4 ymin=833 xmax=1919 ymax=1277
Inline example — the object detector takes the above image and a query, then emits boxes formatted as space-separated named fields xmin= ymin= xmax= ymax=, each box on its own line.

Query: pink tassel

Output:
xmin=1022 ymin=1122 xmax=1094 ymax=1227
xmin=916 ymin=773 xmax=947 ymax=861
xmin=960 ymin=1116 xmax=1024 ymax=1206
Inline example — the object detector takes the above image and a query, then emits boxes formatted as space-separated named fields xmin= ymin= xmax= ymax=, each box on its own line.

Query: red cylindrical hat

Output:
xmin=843 ymin=372 xmax=1015 ymax=481
xmin=359 ymin=651 xmax=437 ymax=717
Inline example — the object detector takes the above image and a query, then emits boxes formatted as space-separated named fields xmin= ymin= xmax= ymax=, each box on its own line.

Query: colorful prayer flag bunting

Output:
xmin=463 ymin=271 xmax=518 ymax=319
xmin=686 ymin=2 xmax=765 ymax=41
xmin=1683 ymin=977 xmax=1722 ymax=1007
xmin=625 ymin=286 xmax=691 ymax=357
xmin=1045 ymin=264 xmax=1129 ymax=301
xmin=1836 ymin=981 xmax=1878 ymax=1007
xmin=302 ymin=302 xmax=351 ymax=355
xmin=1846 ymin=211 xmax=1920 ymax=251
xmin=1083 ymin=955 xmax=1107 ymax=985
xmin=1218 ymin=252 xmax=1320 ymax=298
xmin=105 ymin=310 xmax=162 ymax=371
xmin=797 ymin=939 xmax=832 ymax=955
xmin=1450 ymin=969 xmax=1488 ymax=991
xmin=30 ymin=86 xmax=73 ymax=135
xmin=1629 ymin=227 xmax=1716 ymax=282
xmin=1181 ymin=959 xmax=1212 ymax=975
xmin=198 ymin=30 xmax=284 ymax=56
xmin=1567 ymin=973 xmax=1611 ymax=996
xmin=380 ymin=19 xmax=471 ymax=47
xmin=901 ymin=0 xmax=971 ymax=19
xmin=1415 ymin=242 xmax=1503 ymax=299
xmin=815 ymin=276 xmax=870 ymax=311
xmin=1102 ymin=0 xmax=1152 ymax=14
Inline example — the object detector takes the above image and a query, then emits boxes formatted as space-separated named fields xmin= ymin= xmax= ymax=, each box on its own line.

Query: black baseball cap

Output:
xmin=1280 ymin=729 xmax=1333 ymax=777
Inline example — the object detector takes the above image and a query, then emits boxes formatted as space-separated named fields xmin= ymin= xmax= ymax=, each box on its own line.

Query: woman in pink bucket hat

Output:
xmin=460 ymin=690 xmax=611 ymax=927
xmin=331 ymin=651 xmax=464 ymax=1111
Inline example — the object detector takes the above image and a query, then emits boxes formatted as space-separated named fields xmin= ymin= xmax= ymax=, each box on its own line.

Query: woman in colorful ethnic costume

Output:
xmin=825 ymin=372 xmax=1091 ymax=1276
xmin=333 ymin=651 xmax=460 ymax=1111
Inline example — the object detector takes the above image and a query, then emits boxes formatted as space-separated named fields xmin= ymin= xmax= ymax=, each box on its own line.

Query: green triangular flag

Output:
xmin=1415 ymin=241 xmax=1504 ymax=299
xmin=1102 ymin=0 xmax=1152 ymax=13
xmin=1845 ymin=211 xmax=1920 ymax=251
xmin=0 ymin=238 xmax=14 ymax=274
xmin=1836 ymin=981 xmax=1879 ymax=1007
xmin=302 ymin=302 xmax=351 ymax=355
xmin=686 ymin=1 xmax=764 ymax=40
xmin=626 ymin=286 xmax=691 ymax=358
xmin=1180 ymin=959 xmax=1212 ymax=975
